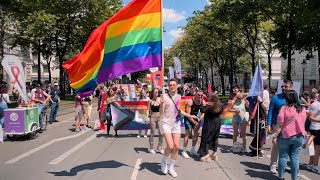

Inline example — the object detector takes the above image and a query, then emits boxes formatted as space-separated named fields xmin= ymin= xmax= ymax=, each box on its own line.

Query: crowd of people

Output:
xmin=79 ymin=79 xmax=320 ymax=179
xmin=3 ymin=78 xmax=319 ymax=179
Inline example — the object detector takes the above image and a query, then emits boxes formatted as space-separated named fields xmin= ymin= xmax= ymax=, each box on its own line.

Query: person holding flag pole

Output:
xmin=247 ymin=62 xmax=268 ymax=159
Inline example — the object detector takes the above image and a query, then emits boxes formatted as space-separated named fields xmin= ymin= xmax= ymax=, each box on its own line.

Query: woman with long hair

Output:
xmin=104 ymin=87 xmax=118 ymax=137
xmin=198 ymin=93 xmax=223 ymax=162
xmin=148 ymin=88 xmax=164 ymax=154
xmin=272 ymin=90 xmax=307 ymax=180
xmin=137 ymin=89 xmax=149 ymax=138
xmin=229 ymin=92 xmax=248 ymax=152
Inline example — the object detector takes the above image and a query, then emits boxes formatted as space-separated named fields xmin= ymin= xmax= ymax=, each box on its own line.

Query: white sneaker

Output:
xmin=181 ymin=151 xmax=190 ymax=159
xmin=161 ymin=161 xmax=168 ymax=174
xmin=270 ymin=164 xmax=277 ymax=174
xmin=168 ymin=168 xmax=178 ymax=178
xmin=137 ymin=135 xmax=141 ymax=138
xmin=149 ymin=149 xmax=156 ymax=154
xmin=143 ymin=135 xmax=148 ymax=138
xmin=190 ymin=148 xmax=199 ymax=156
xmin=158 ymin=148 xmax=164 ymax=154
xmin=241 ymin=146 xmax=248 ymax=153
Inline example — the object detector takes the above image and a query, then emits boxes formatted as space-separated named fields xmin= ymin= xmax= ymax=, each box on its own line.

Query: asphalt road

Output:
xmin=0 ymin=101 xmax=319 ymax=180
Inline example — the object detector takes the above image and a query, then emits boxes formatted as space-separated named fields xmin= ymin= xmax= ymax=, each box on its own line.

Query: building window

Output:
xmin=43 ymin=65 xmax=49 ymax=73
xmin=310 ymin=80 xmax=316 ymax=86
xmin=32 ymin=65 xmax=39 ymax=73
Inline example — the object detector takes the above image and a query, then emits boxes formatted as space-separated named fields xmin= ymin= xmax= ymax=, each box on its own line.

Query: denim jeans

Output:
xmin=278 ymin=133 xmax=304 ymax=180
xmin=0 ymin=103 xmax=8 ymax=127
xmin=38 ymin=104 xmax=45 ymax=128
xmin=50 ymin=103 xmax=59 ymax=123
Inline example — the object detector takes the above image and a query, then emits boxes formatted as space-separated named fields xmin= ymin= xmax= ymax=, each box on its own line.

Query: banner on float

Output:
xmin=116 ymin=84 xmax=136 ymax=101
xmin=1 ymin=55 xmax=28 ymax=103
xmin=174 ymin=57 xmax=182 ymax=79
xmin=111 ymin=101 xmax=149 ymax=130
xmin=220 ymin=106 xmax=234 ymax=135
xmin=110 ymin=96 xmax=234 ymax=134
xmin=169 ymin=66 xmax=174 ymax=79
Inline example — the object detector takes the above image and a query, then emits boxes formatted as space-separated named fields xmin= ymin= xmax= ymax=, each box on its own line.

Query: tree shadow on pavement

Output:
xmin=48 ymin=160 xmax=130 ymax=176
xmin=139 ymin=162 xmax=165 ymax=176
xmin=241 ymin=161 xmax=270 ymax=171
xmin=245 ymin=169 xmax=278 ymax=180
xmin=134 ymin=147 xmax=149 ymax=154
xmin=218 ymin=144 xmax=233 ymax=154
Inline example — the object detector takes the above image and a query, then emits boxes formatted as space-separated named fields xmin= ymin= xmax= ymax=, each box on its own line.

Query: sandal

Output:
xmin=210 ymin=154 xmax=218 ymax=161
xmin=200 ymin=154 xmax=210 ymax=162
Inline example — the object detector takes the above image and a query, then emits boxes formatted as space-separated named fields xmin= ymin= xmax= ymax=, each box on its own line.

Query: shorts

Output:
xmin=184 ymin=118 xmax=195 ymax=131
xmin=232 ymin=116 xmax=247 ymax=125
xmin=163 ymin=122 xmax=181 ymax=134
xmin=75 ymin=105 xmax=84 ymax=118
xmin=310 ymin=130 xmax=320 ymax=145
xmin=83 ymin=102 xmax=92 ymax=119
xmin=101 ymin=107 xmax=111 ymax=122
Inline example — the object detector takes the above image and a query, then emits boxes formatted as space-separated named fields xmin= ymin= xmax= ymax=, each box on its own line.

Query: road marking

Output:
xmin=130 ymin=158 xmax=142 ymax=180
xmin=49 ymin=131 xmax=102 ymax=164
xmin=5 ymin=131 xmax=87 ymax=164
xmin=265 ymin=154 xmax=311 ymax=180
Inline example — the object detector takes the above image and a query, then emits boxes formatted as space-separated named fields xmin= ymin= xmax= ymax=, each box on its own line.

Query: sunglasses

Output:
xmin=169 ymin=84 xmax=176 ymax=87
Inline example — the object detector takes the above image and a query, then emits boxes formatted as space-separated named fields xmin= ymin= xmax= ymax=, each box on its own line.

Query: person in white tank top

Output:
xmin=159 ymin=79 xmax=197 ymax=178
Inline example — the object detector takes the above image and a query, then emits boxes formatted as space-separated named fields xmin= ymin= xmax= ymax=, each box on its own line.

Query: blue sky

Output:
xmin=123 ymin=0 xmax=210 ymax=47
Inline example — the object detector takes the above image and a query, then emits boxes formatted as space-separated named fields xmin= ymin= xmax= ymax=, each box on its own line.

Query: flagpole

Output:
xmin=160 ymin=0 xmax=165 ymax=95
xmin=256 ymin=60 xmax=261 ymax=160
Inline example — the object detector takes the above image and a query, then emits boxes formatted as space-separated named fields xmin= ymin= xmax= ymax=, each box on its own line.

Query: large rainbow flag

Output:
xmin=63 ymin=0 xmax=162 ymax=94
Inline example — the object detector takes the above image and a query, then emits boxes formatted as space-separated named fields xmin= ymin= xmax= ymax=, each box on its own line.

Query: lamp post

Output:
xmin=301 ymin=59 xmax=307 ymax=92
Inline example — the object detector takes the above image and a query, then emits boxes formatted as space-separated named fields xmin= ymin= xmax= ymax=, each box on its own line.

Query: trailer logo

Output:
xmin=30 ymin=111 xmax=35 ymax=119
xmin=10 ymin=113 xmax=18 ymax=121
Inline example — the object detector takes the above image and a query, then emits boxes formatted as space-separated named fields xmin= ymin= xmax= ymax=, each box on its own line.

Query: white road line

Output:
xmin=130 ymin=158 xmax=142 ymax=180
xmin=5 ymin=131 xmax=87 ymax=164
xmin=49 ymin=131 xmax=102 ymax=164
xmin=265 ymin=154 xmax=311 ymax=180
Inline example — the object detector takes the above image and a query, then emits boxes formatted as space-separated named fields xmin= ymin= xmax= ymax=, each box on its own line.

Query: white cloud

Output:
xmin=206 ymin=0 xmax=212 ymax=5
xmin=163 ymin=8 xmax=186 ymax=23
xmin=168 ymin=28 xmax=184 ymax=40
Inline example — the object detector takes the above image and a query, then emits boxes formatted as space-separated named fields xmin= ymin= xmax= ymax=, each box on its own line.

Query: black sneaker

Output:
xmin=258 ymin=153 xmax=264 ymax=159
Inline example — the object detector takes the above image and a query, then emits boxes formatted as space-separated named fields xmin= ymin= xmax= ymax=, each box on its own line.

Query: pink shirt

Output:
xmin=277 ymin=106 xmax=306 ymax=138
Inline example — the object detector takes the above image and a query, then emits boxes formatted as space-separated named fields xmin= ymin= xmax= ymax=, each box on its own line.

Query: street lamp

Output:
xmin=301 ymin=59 xmax=307 ymax=91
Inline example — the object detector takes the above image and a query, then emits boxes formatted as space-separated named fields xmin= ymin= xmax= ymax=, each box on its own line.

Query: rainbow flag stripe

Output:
xmin=63 ymin=0 xmax=162 ymax=93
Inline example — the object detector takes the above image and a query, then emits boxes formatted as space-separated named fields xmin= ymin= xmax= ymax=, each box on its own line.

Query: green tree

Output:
xmin=260 ymin=0 xmax=306 ymax=80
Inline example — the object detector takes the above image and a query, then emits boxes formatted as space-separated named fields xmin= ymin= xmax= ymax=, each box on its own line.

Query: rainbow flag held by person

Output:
xmin=63 ymin=0 xmax=162 ymax=94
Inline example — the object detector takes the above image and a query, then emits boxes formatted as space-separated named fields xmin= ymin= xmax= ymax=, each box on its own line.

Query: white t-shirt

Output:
xmin=309 ymin=101 xmax=320 ymax=130
xmin=0 ymin=93 xmax=10 ymax=103
xmin=263 ymin=90 xmax=270 ymax=110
